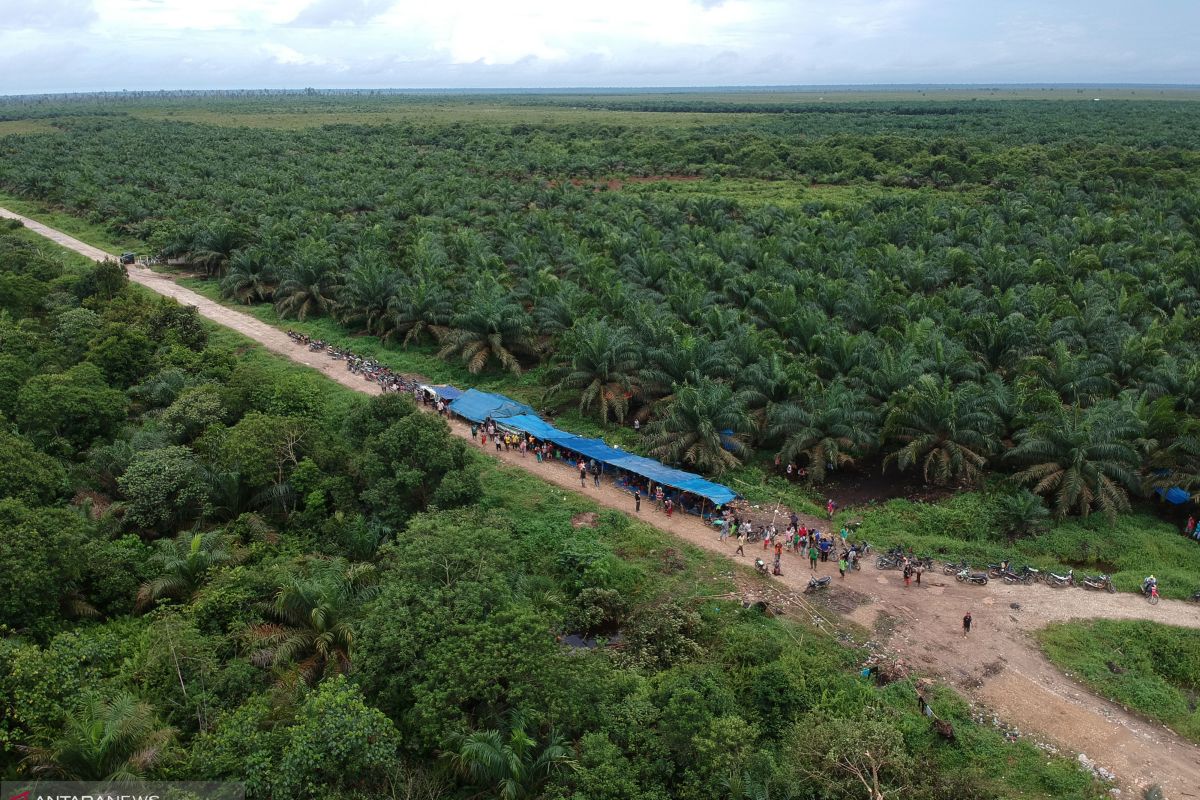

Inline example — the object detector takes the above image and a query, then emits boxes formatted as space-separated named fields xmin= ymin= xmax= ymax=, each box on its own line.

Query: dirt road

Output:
xmin=6 ymin=206 xmax=1200 ymax=797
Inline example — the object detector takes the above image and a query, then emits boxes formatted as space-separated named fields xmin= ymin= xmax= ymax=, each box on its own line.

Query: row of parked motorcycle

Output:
xmin=287 ymin=331 xmax=421 ymax=393
xmin=763 ymin=545 xmax=1200 ymax=605
xmin=875 ymin=550 xmax=1199 ymax=604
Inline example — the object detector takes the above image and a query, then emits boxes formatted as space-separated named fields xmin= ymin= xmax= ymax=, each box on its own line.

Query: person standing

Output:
xmin=1186 ymin=515 xmax=1197 ymax=537
xmin=962 ymin=611 xmax=972 ymax=637
xmin=838 ymin=553 xmax=848 ymax=579
xmin=664 ymin=498 xmax=674 ymax=518
xmin=655 ymin=485 xmax=664 ymax=510
xmin=470 ymin=423 xmax=478 ymax=440
xmin=903 ymin=561 xmax=912 ymax=588
xmin=915 ymin=563 xmax=924 ymax=587
xmin=735 ymin=531 xmax=745 ymax=556
xmin=809 ymin=545 xmax=818 ymax=571
xmin=579 ymin=461 xmax=587 ymax=488
xmin=634 ymin=490 xmax=641 ymax=513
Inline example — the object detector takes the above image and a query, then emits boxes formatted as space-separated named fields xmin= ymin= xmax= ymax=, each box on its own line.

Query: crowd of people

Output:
xmin=711 ymin=510 xmax=868 ymax=578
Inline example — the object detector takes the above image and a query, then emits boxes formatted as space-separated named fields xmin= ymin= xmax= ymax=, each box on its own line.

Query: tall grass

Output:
xmin=1039 ymin=620 xmax=1200 ymax=743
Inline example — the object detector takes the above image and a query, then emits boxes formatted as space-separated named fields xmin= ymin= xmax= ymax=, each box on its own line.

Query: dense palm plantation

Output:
xmin=2 ymin=95 xmax=1200 ymax=518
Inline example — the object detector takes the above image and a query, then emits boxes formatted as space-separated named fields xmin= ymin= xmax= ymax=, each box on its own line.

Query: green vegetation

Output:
xmin=4 ymin=93 xmax=1200 ymax=520
xmin=851 ymin=493 xmax=1200 ymax=597
xmin=1039 ymin=620 xmax=1200 ymax=743
xmin=0 ymin=222 xmax=1109 ymax=798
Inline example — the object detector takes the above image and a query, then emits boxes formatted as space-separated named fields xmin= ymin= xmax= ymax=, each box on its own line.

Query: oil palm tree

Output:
xmin=442 ymin=715 xmax=575 ymax=800
xmin=136 ymin=532 xmax=231 ymax=610
xmin=1025 ymin=340 xmax=1114 ymax=406
xmin=640 ymin=335 xmax=730 ymax=405
xmin=244 ymin=561 xmax=375 ymax=685
xmin=334 ymin=247 xmax=398 ymax=336
xmin=882 ymin=375 xmax=1001 ymax=486
xmin=644 ymin=380 xmax=753 ymax=477
xmin=274 ymin=259 xmax=336 ymax=321
xmin=438 ymin=286 xmax=535 ymax=375
xmin=1007 ymin=405 xmax=1142 ymax=521
xmin=188 ymin=223 xmax=243 ymax=279
xmin=220 ymin=249 xmax=277 ymax=304
xmin=22 ymin=694 xmax=176 ymax=780
xmin=739 ymin=353 xmax=806 ymax=438
xmin=383 ymin=278 xmax=454 ymax=347
xmin=549 ymin=319 xmax=641 ymax=425
xmin=770 ymin=383 xmax=878 ymax=483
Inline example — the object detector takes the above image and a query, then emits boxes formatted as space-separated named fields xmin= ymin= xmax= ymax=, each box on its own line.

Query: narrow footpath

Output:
xmin=6 ymin=206 xmax=1200 ymax=798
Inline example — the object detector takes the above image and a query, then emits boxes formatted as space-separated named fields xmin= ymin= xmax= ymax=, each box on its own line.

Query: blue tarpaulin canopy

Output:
xmin=1155 ymin=486 xmax=1192 ymax=505
xmin=430 ymin=384 xmax=464 ymax=401
xmin=448 ymin=388 xmax=536 ymax=423
xmin=608 ymin=453 xmax=738 ymax=506
xmin=500 ymin=416 xmax=629 ymax=464
xmin=499 ymin=414 xmax=563 ymax=441
xmin=449 ymin=389 xmax=739 ymax=506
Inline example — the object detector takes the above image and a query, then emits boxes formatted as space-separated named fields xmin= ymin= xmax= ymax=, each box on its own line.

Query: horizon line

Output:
xmin=4 ymin=82 xmax=1200 ymax=101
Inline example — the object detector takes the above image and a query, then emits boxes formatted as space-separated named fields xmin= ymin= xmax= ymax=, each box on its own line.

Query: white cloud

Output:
xmin=0 ymin=0 xmax=1197 ymax=93
xmin=0 ymin=0 xmax=98 ymax=29
xmin=262 ymin=42 xmax=328 ymax=66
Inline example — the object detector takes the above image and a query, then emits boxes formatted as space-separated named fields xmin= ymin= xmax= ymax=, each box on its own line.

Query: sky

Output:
xmin=0 ymin=0 xmax=1197 ymax=94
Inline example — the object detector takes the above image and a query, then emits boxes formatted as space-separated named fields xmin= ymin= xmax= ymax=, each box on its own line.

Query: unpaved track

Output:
xmin=7 ymin=207 xmax=1200 ymax=797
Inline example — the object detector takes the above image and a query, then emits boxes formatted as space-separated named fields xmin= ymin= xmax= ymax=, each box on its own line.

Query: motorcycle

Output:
xmin=1046 ymin=569 xmax=1074 ymax=588
xmin=1016 ymin=565 xmax=1042 ymax=583
xmin=943 ymin=559 xmax=971 ymax=575
xmin=986 ymin=561 xmax=1011 ymax=578
xmin=956 ymin=568 xmax=989 ymax=586
xmin=911 ymin=555 xmax=936 ymax=570
xmin=805 ymin=575 xmax=832 ymax=594
xmin=1002 ymin=565 xmax=1039 ymax=585
xmin=1143 ymin=584 xmax=1160 ymax=605
xmin=754 ymin=558 xmax=769 ymax=577
xmin=1080 ymin=573 xmax=1116 ymax=593
xmin=1191 ymin=590 xmax=1200 ymax=602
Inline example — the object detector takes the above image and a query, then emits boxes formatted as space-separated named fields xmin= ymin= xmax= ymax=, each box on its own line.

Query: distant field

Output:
xmin=1 ymin=85 xmax=1198 ymax=132
xmin=0 ymin=119 xmax=60 ymax=135
xmin=126 ymin=105 xmax=749 ymax=129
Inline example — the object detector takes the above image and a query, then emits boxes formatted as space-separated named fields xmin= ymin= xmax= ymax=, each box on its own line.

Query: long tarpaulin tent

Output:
xmin=448 ymin=388 xmax=537 ymax=423
xmin=448 ymin=391 xmax=738 ymax=507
